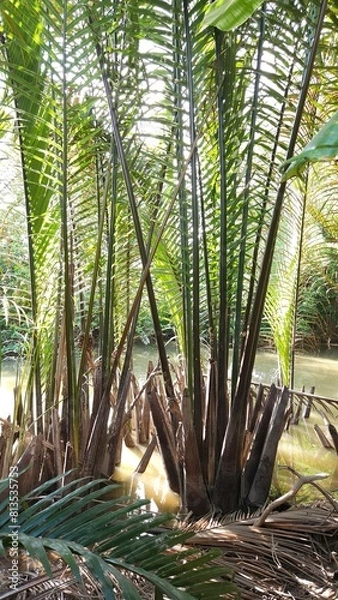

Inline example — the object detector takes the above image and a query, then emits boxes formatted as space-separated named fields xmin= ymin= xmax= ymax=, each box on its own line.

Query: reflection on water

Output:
xmin=253 ymin=348 xmax=338 ymax=398
xmin=1 ymin=346 xmax=338 ymax=511
xmin=112 ymin=446 xmax=180 ymax=514
xmin=0 ymin=359 xmax=20 ymax=419
xmin=275 ymin=412 xmax=338 ymax=502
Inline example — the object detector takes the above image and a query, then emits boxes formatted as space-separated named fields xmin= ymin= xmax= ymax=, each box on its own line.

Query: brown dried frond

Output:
xmin=186 ymin=501 xmax=338 ymax=599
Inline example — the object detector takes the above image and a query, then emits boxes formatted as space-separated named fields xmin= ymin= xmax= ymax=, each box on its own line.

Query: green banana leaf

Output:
xmin=281 ymin=111 xmax=338 ymax=180
xmin=202 ymin=0 xmax=265 ymax=31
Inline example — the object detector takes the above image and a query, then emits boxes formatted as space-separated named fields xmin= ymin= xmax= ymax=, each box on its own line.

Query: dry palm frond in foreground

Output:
xmin=187 ymin=500 xmax=338 ymax=599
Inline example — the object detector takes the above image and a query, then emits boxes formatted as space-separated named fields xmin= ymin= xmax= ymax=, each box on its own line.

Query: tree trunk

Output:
xmin=148 ymin=382 xmax=181 ymax=495
xmin=247 ymin=386 xmax=289 ymax=507
xmin=242 ymin=384 xmax=277 ymax=501
xmin=182 ymin=389 xmax=211 ymax=517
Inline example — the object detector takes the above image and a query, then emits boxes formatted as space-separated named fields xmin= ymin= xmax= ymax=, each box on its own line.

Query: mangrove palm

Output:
xmin=0 ymin=0 xmax=338 ymax=516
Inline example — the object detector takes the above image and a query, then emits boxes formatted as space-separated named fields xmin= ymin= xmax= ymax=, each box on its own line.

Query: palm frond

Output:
xmin=187 ymin=501 xmax=338 ymax=599
xmin=201 ymin=0 xmax=265 ymax=32
xmin=264 ymin=187 xmax=304 ymax=384
xmin=0 ymin=475 xmax=239 ymax=599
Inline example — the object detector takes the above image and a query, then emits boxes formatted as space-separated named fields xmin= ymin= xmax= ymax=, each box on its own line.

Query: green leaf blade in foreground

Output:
xmin=16 ymin=533 xmax=53 ymax=579
xmin=33 ymin=537 xmax=83 ymax=584
xmin=201 ymin=0 xmax=265 ymax=31
xmin=281 ymin=111 xmax=338 ymax=181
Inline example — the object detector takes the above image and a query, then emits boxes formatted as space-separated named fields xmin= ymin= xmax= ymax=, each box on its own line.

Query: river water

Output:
xmin=133 ymin=343 xmax=338 ymax=397
xmin=1 ymin=345 xmax=338 ymax=512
